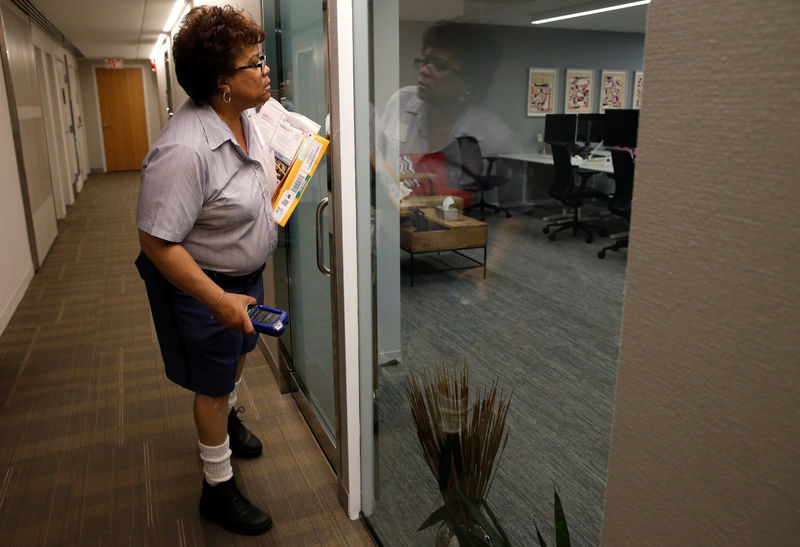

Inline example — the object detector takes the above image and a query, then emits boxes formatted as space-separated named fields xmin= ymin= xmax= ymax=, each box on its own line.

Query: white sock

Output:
xmin=199 ymin=436 xmax=233 ymax=486
xmin=228 ymin=378 xmax=243 ymax=411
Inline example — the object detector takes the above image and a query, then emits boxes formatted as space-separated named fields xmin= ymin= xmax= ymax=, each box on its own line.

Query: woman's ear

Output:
xmin=217 ymin=75 xmax=231 ymax=95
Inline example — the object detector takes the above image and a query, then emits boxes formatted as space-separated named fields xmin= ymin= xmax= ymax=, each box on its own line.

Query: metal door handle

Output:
xmin=315 ymin=197 xmax=330 ymax=277
xmin=102 ymin=124 xmax=111 ymax=129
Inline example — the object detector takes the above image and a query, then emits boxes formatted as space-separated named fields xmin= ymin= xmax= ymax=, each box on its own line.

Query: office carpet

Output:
xmin=0 ymin=172 xmax=373 ymax=546
xmin=366 ymin=205 xmax=628 ymax=546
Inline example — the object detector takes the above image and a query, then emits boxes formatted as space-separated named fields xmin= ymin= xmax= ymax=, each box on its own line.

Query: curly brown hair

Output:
xmin=172 ymin=5 xmax=265 ymax=105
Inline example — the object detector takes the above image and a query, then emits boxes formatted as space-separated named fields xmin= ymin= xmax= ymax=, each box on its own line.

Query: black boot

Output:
xmin=228 ymin=407 xmax=263 ymax=458
xmin=199 ymin=477 xmax=272 ymax=535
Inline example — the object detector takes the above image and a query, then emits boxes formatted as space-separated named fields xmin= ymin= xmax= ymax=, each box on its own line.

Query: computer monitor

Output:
xmin=576 ymin=114 xmax=604 ymax=144
xmin=544 ymin=114 xmax=577 ymax=145
xmin=603 ymin=108 xmax=639 ymax=148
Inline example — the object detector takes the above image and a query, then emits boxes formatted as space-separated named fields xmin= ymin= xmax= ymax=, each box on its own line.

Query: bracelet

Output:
xmin=210 ymin=291 xmax=225 ymax=319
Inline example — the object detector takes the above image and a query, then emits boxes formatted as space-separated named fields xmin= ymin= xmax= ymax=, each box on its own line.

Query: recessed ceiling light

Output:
xmin=531 ymin=0 xmax=650 ymax=25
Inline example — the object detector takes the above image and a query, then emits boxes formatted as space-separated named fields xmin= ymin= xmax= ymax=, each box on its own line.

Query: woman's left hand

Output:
xmin=213 ymin=292 xmax=258 ymax=335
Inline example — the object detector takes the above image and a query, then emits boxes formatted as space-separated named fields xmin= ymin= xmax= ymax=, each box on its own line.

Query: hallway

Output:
xmin=0 ymin=171 xmax=372 ymax=545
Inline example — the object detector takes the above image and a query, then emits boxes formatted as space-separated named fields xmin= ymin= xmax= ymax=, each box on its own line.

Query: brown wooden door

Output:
xmin=95 ymin=68 xmax=149 ymax=171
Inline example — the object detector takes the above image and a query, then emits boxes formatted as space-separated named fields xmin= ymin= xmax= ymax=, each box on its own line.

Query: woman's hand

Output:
xmin=213 ymin=292 xmax=257 ymax=335
xmin=139 ymin=230 xmax=259 ymax=336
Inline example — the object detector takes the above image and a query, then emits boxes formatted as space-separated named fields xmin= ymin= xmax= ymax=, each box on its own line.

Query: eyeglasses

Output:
xmin=413 ymin=56 xmax=459 ymax=74
xmin=234 ymin=54 xmax=268 ymax=75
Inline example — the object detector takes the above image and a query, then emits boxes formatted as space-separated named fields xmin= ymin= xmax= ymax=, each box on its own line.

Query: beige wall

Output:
xmin=601 ymin=1 xmax=800 ymax=544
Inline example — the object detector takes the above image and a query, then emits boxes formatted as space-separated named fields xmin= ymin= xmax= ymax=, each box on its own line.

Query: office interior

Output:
xmin=1 ymin=0 xmax=798 ymax=545
xmin=362 ymin=6 xmax=648 ymax=544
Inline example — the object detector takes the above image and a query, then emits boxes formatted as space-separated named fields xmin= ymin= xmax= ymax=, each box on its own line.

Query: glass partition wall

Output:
xmin=356 ymin=3 xmax=642 ymax=544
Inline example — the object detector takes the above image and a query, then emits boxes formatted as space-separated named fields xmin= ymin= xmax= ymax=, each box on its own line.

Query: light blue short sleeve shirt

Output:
xmin=137 ymin=100 xmax=278 ymax=276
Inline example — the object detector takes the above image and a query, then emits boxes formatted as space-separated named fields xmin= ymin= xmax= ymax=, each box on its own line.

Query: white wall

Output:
xmin=0 ymin=58 xmax=35 ymax=334
xmin=31 ymin=24 xmax=88 ymax=210
xmin=1 ymin=5 xmax=89 ymax=334
xmin=601 ymin=0 xmax=800 ymax=544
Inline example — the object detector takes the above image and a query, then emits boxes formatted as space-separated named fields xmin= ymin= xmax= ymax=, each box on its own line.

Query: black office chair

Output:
xmin=456 ymin=136 xmax=511 ymax=220
xmin=542 ymin=143 xmax=608 ymax=243
xmin=598 ymin=149 xmax=634 ymax=258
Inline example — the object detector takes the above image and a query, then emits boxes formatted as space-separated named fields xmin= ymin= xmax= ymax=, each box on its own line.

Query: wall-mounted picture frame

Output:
xmin=527 ymin=67 xmax=557 ymax=117
xmin=564 ymin=69 xmax=594 ymax=114
xmin=600 ymin=69 xmax=628 ymax=112
xmin=633 ymin=71 xmax=644 ymax=109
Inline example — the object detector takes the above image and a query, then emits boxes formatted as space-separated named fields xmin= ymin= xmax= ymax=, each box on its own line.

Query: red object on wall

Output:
xmin=150 ymin=59 xmax=157 ymax=73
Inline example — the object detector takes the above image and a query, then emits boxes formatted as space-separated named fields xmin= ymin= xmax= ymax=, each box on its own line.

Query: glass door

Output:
xmin=268 ymin=0 xmax=337 ymax=464
xmin=355 ymin=1 xmax=637 ymax=544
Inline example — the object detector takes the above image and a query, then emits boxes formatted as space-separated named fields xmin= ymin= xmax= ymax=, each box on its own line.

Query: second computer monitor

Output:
xmin=576 ymin=114 xmax=604 ymax=145
xmin=544 ymin=114 xmax=577 ymax=145
xmin=603 ymin=109 xmax=639 ymax=148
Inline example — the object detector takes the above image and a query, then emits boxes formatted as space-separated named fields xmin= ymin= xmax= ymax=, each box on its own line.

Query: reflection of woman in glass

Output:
xmin=379 ymin=21 xmax=516 ymax=189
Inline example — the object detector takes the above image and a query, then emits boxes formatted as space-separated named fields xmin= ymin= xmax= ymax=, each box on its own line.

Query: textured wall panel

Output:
xmin=602 ymin=1 xmax=800 ymax=544
xmin=1 ymin=3 xmax=55 ymax=262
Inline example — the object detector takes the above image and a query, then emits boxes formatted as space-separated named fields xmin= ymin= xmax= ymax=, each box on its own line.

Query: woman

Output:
xmin=135 ymin=5 xmax=275 ymax=536
xmin=379 ymin=22 xmax=517 ymax=192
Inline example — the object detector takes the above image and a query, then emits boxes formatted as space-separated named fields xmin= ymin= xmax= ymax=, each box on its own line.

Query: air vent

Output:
xmin=11 ymin=0 xmax=83 ymax=58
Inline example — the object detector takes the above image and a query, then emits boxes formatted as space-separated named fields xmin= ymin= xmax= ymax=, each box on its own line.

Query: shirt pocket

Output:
xmin=199 ymin=165 xmax=262 ymax=227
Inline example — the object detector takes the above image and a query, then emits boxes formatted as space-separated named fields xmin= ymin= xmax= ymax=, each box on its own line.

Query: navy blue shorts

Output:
xmin=135 ymin=252 xmax=264 ymax=397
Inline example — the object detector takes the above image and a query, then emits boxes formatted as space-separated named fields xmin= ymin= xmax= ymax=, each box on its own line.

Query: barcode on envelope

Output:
xmin=290 ymin=171 xmax=307 ymax=193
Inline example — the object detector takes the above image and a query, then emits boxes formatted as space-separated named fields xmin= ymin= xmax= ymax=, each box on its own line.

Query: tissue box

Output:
xmin=435 ymin=206 xmax=458 ymax=221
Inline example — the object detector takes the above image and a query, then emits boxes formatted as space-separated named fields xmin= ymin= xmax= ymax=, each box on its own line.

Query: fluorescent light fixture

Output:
xmin=149 ymin=0 xmax=188 ymax=61
xmin=162 ymin=0 xmax=188 ymax=32
xmin=531 ymin=0 xmax=650 ymax=25
xmin=149 ymin=33 xmax=168 ymax=61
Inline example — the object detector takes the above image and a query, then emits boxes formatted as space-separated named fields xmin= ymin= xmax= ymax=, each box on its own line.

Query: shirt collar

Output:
xmin=193 ymin=102 xmax=230 ymax=150
xmin=193 ymin=102 xmax=264 ymax=159
xmin=404 ymin=92 xmax=425 ymax=115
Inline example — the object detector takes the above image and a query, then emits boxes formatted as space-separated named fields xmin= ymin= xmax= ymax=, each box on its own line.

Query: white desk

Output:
xmin=500 ymin=152 xmax=615 ymax=174
xmin=498 ymin=152 xmax=615 ymax=207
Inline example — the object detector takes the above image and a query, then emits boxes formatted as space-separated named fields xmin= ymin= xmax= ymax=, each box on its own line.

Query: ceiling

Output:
xmin=29 ymin=0 xmax=647 ymax=60
xmin=401 ymin=0 xmax=648 ymax=33
xmin=30 ymin=0 xmax=177 ymax=59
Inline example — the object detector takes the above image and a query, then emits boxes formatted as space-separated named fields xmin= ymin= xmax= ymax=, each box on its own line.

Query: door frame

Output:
xmin=33 ymin=45 xmax=66 ymax=219
xmin=326 ymin=0 xmax=363 ymax=519
xmin=90 ymin=63 xmax=153 ymax=173
xmin=262 ymin=0 xmax=363 ymax=519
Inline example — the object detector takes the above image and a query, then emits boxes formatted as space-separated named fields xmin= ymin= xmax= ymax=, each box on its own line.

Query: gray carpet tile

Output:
xmin=366 ymin=207 xmax=627 ymax=546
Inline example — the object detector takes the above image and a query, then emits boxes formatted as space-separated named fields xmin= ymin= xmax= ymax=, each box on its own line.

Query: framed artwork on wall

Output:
xmin=600 ymin=69 xmax=628 ymax=112
xmin=527 ymin=67 xmax=557 ymax=117
xmin=633 ymin=71 xmax=644 ymax=109
xmin=564 ymin=69 xmax=594 ymax=114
